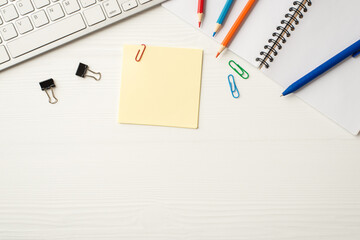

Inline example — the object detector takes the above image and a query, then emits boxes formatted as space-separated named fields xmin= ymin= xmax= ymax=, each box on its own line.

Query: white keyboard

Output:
xmin=0 ymin=0 xmax=167 ymax=71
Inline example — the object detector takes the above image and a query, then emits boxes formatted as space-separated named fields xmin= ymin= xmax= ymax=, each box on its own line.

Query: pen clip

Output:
xmin=228 ymin=74 xmax=239 ymax=99
xmin=352 ymin=49 xmax=360 ymax=58
xmin=229 ymin=60 xmax=249 ymax=79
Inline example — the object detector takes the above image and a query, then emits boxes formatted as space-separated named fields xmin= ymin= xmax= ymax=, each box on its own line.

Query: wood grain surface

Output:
xmin=0 ymin=6 xmax=360 ymax=240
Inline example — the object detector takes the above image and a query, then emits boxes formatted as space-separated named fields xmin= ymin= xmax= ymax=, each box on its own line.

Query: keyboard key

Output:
xmin=79 ymin=0 xmax=96 ymax=8
xmin=120 ymin=0 xmax=137 ymax=11
xmin=0 ymin=45 xmax=10 ymax=63
xmin=103 ymin=0 xmax=121 ymax=18
xmin=62 ymin=0 xmax=80 ymax=14
xmin=0 ymin=23 xmax=17 ymax=40
xmin=0 ymin=0 xmax=7 ymax=7
xmin=15 ymin=16 xmax=33 ymax=34
xmin=31 ymin=10 xmax=49 ymax=27
xmin=0 ymin=17 xmax=3 ymax=25
xmin=47 ymin=3 xmax=64 ymax=21
xmin=83 ymin=5 xmax=105 ymax=26
xmin=139 ymin=0 xmax=151 ymax=4
xmin=1 ymin=4 xmax=19 ymax=22
xmin=16 ymin=0 xmax=35 ymax=15
xmin=33 ymin=0 xmax=50 ymax=9
xmin=7 ymin=13 xmax=86 ymax=58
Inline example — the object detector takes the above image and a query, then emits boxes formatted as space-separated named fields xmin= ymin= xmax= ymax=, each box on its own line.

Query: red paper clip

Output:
xmin=135 ymin=44 xmax=146 ymax=62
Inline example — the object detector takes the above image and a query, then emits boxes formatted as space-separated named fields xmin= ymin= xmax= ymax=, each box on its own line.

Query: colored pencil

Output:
xmin=198 ymin=0 xmax=204 ymax=27
xmin=213 ymin=0 xmax=234 ymax=37
xmin=216 ymin=0 xmax=257 ymax=57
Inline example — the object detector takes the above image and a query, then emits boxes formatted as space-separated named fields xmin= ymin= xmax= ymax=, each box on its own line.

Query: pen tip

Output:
xmin=213 ymin=32 xmax=216 ymax=37
xmin=216 ymin=52 xmax=220 ymax=58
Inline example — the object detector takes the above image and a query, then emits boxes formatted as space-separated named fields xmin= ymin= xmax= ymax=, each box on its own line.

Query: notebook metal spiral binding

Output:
xmin=256 ymin=0 xmax=312 ymax=69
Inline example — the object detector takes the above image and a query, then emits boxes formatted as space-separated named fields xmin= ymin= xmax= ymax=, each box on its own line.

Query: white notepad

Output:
xmin=163 ymin=0 xmax=360 ymax=135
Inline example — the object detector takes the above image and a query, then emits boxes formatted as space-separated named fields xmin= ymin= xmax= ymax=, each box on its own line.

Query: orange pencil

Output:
xmin=198 ymin=0 xmax=204 ymax=27
xmin=216 ymin=0 xmax=257 ymax=58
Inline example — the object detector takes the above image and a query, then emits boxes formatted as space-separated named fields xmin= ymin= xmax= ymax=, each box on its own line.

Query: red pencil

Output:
xmin=198 ymin=0 xmax=204 ymax=27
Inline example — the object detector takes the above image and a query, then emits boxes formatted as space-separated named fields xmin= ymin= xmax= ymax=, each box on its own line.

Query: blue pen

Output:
xmin=282 ymin=39 xmax=360 ymax=96
xmin=213 ymin=0 xmax=234 ymax=37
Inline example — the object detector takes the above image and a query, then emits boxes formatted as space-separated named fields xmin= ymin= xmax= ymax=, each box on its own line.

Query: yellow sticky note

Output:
xmin=118 ymin=45 xmax=203 ymax=129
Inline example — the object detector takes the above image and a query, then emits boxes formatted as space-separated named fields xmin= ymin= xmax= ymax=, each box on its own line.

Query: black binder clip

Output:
xmin=75 ymin=62 xmax=101 ymax=81
xmin=39 ymin=78 xmax=58 ymax=104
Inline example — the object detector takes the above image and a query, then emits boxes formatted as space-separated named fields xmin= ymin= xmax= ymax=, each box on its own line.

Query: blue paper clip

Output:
xmin=228 ymin=74 xmax=239 ymax=99
xmin=229 ymin=60 xmax=249 ymax=79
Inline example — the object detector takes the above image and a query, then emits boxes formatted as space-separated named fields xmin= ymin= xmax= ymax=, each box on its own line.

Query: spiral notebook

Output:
xmin=162 ymin=0 xmax=360 ymax=135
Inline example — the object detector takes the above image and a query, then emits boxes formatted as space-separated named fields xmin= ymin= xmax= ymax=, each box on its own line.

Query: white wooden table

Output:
xmin=1 ymin=6 xmax=360 ymax=240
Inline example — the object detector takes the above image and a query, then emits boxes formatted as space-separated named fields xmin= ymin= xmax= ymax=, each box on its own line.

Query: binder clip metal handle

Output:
xmin=76 ymin=63 xmax=101 ymax=81
xmin=44 ymin=88 xmax=58 ymax=104
xmin=39 ymin=79 xmax=58 ymax=104
xmin=85 ymin=68 xmax=102 ymax=81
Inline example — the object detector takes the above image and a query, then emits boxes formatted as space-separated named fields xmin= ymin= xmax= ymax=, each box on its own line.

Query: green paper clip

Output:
xmin=229 ymin=60 xmax=249 ymax=79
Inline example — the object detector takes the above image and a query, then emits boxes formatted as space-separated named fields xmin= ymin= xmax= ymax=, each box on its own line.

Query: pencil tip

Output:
xmin=213 ymin=32 xmax=216 ymax=37
xmin=280 ymin=94 xmax=283 ymax=97
xmin=216 ymin=52 xmax=220 ymax=58
xmin=198 ymin=22 xmax=201 ymax=28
